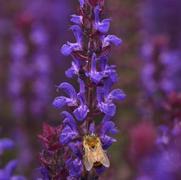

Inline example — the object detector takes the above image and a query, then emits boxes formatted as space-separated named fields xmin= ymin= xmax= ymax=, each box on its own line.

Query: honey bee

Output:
xmin=83 ymin=134 xmax=110 ymax=171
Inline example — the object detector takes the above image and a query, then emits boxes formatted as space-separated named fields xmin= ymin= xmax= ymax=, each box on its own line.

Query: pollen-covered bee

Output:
xmin=83 ymin=134 xmax=110 ymax=171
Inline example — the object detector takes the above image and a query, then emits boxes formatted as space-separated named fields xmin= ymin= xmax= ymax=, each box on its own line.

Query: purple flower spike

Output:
xmin=49 ymin=0 xmax=126 ymax=178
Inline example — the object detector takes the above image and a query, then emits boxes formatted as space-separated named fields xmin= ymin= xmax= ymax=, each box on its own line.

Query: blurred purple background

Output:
xmin=0 ymin=0 xmax=181 ymax=179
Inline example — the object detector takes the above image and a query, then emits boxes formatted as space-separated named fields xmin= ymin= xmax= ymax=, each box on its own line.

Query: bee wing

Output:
xmin=100 ymin=151 xmax=110 ymax=168
xmin=84 ymin=152 xmax=94 ymax=171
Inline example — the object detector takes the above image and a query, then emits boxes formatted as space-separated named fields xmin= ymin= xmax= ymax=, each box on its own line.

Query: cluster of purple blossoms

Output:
xmin=0 ymin=138 xmax=25 ymax=180
xmin=40 ymin=0 xmax=126 ymax=179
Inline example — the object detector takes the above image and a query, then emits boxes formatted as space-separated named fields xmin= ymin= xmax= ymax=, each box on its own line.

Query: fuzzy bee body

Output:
xmin=83 ymin=135 xmax=110 ymax=171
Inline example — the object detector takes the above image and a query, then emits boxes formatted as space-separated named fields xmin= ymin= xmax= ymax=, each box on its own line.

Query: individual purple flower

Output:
xmin=79 ymin=0 xmax=85 ymax=8
xmin=97 ymin=81 xmax=126 ymax=116
xmin=65 ymin=60 xmax=80 ymax=78
xmin=61 ymin=25 xmax=83 ymax=56
xmin=66 ymin=158 xmax=83 ymax=178
xmin=53 ymin=82 xmax=77 ymax=109
xmin=88 ymin=54 xmax=119 ymax=84
xmin=102 ymin=35 xmax=122 ymax=48
xmin=94 ymin=5 xmax=111 ymax=33
xmin=88 ymin=53 xmax=104 ymax=83
xmin=99 ymin=116 xmax=118 ymax=149
xmin=73 ymin=78 xmax=89 ymax=121
xmin=70 ymin=15 xmax=83 ymax=25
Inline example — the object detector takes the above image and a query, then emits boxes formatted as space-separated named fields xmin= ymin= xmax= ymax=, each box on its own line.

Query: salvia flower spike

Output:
xmin=51 ymin=0 xmax=125 ymax=179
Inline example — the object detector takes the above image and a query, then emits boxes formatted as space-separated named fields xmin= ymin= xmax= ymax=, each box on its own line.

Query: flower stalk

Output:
xmin=40 ymin=0 xmax=125 ymax=179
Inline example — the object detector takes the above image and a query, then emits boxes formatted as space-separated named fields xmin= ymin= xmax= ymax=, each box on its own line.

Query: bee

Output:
xmin=83 ymin=134 xmax=110 ymax=171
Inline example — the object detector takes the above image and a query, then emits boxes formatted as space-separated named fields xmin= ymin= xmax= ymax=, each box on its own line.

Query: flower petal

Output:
xmin=68 ymin=141 xmax=82 ymax=158
xmin=70 ymin=15 xmax=83 ymax=25
xmin=60 ymin=125 xmax=78 ymax=145
xmin=52 ymin=96 xmax=67 ymax=109
xmin=0 ymin=139 xmax=14 ymax=154
xmin=66 ymin=158 xmax=83 ymax=178
xmin=61 ymin=43 xmax=73 ymax=56
xmin=89 ymin=122 xmax=95 ymax=134
xmin=57 ymin=82 xmax=77 ymax=100
xmin=61 ymin=111 xmax=77 ymax=130
xmin=103 ymin=35 xmax=122 ymax=48
xmin=98 ymin=102 xmax=116 ymax=116
xmin=5 ymin=160 xmax=17 ymax=176
xmin=97 ymin=19 xmax=111 ymax=33
xmin=101 ymin=120 xmax=118 ymax=135
xmin=70 ymin=25 xmax=82 ymax=44
xmin=65 ymin=61 xmax=80 ymax=78
xmin=108 ymin=89 xmax=126 ymax=101
xmin=100 ymin=135 xmax=116 ymax=149
xmin=79 ymin=0 xmax=85 ymax=7
xmin=73 ymin=105 xmax=89 ymax=121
